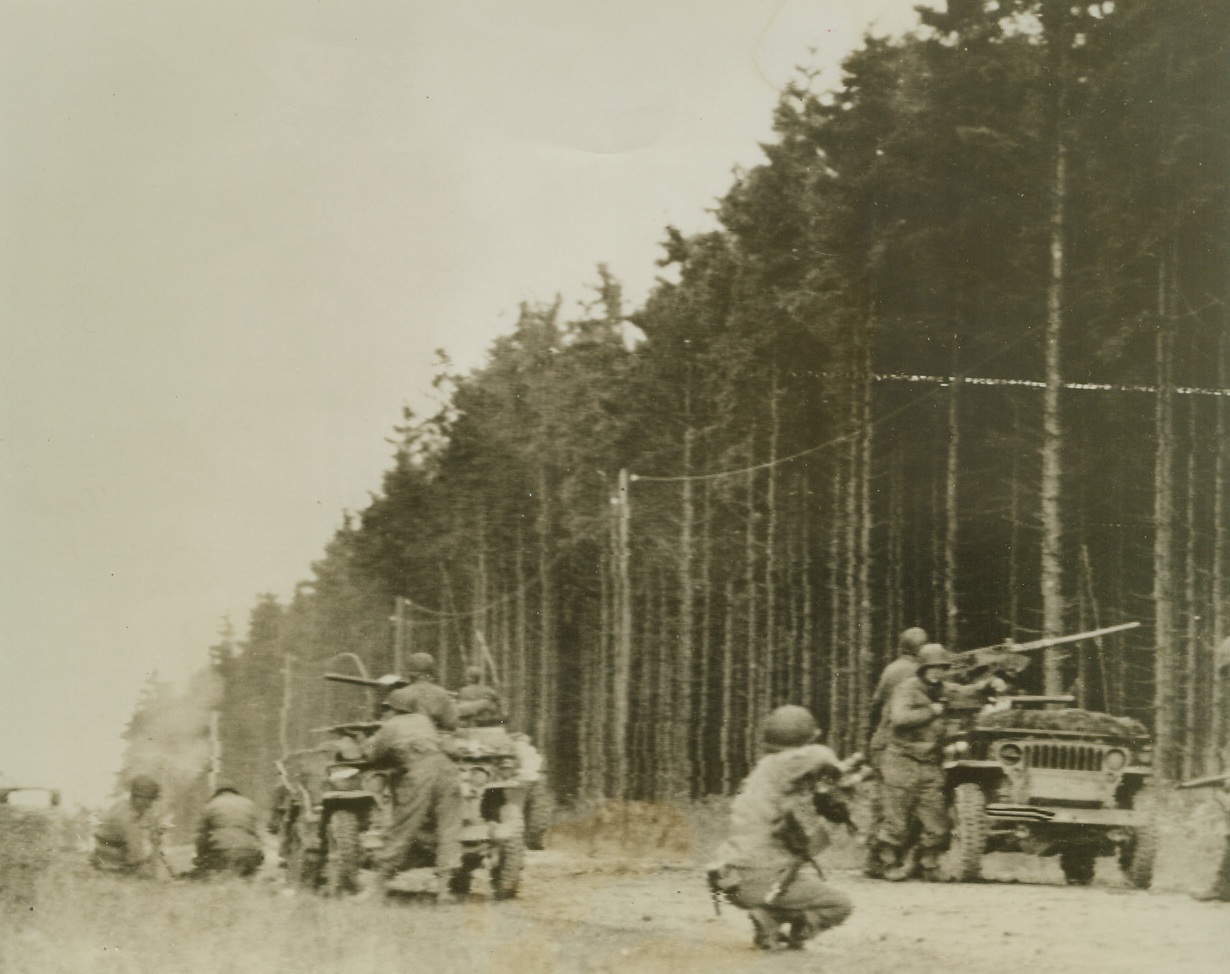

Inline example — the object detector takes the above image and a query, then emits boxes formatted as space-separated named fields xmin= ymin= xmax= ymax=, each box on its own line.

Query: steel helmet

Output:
xmin=464 ymin=665 xmax=484 ymax=682
xmin=406 ymin=652 xmax=436 ymax=677
xmin=761 ymin=705 xmax=820 ymax=751
xmin=128 ymin=774 xmax=161 ymax=800
xmin=898 ymin=627 xmax=928 ymax=654
xmin=917 ymin=643 xmax=954 ymax=671
xmin=382 ymin=686 xmax=418 ymax=714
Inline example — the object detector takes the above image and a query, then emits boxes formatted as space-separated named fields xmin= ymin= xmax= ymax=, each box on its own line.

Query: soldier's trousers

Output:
xmin=377 ymin=751 xmax=463 ymax=878
xmin=877 ymin=748 xmax=948 ymax=854
xmin=730 ymin=864 xmax=852 ymax=940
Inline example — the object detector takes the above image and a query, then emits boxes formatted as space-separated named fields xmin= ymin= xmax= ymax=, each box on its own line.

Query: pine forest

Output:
xmin=129 ymin=1 xmax=1229 ymax=811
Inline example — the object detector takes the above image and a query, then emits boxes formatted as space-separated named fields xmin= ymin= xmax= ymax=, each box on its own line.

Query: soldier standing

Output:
xmin=864 ymin=626 xmax=928 ymax=876
xmin=383 ymin=653 xmax=459 ymax=731
xmin=362 ymin=691 xmax=463 ymax=899
xmin=193 ymin=782 xmax=264 ymax=878
xmin=876 ymin=644 xmax=960 ymax=881
xmin=711 ymin=705 xmax=853 ymax=951
xmin=91 ymin=775 xmax=166 ymax=878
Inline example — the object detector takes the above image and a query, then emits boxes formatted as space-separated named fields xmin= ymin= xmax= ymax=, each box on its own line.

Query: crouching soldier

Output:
xmin=193 ymin=782 xmax=265 ymax=878
xmin=710 ymin=705 xmax=853 ymax=951
xmin=92 ymin=775 xmax=166 ymax=878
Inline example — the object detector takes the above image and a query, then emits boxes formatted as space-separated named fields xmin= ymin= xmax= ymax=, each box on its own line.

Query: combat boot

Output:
xmin=884 ymin=848 xmax=918 ymax=882
xmin=784 ymin=916 xmax=818 ymax=950
xmin=918 ymin=850 xmax=943 ymax=883
xmin=749 ymin=909 xmax=786 ymax=951
xmin=864 ymin=843 xmax=887 ymax=879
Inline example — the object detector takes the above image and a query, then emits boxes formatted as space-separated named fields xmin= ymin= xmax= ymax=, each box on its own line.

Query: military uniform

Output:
xmin=457 ymin=680 xmax=502 ymax=725
xmin=389 ymin=680 xmax=460 ymax=732
xmin=92 ymin=798 xmax=164 ymax=877
xmin=715 ymin=742 xmax=853 ymax=950
xmin=194 ymin=788 xmax=264 ymax=878
xmin=362 ymin=712 xmax=462 ymax=883
xmin=865 ymin=653 xmax=922 ymax=873
xmin=878 ymin=673 xmax=953 ymax=877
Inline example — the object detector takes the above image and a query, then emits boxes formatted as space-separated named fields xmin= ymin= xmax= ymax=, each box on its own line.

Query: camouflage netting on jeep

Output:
xmin=975 ymin=707 xmax=1148 ymax=737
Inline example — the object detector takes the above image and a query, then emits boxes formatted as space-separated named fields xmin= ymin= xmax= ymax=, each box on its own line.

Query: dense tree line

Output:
xmin=190 ymin=0 xmax=1226 ymax=809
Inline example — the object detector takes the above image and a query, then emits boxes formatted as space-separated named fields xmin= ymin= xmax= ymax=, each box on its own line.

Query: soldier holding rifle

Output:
xmin=710 ymin=705 xmax=853 ymax=951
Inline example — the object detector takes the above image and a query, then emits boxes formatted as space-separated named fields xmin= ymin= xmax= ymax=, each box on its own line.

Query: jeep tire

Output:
xmin=523 ymin=780 xmax=552 ymax=851
xmin=945 ymin=782 xmax=987 ymax=882
xmin=491 ymin=834 xmax=525 ymax=899
xmin=1120 ymin=824 xmax=1157 ymax=890
xmin=323 ymin=809 xmax=362 ymax=896
xmin=1060 ymin=847 xmax=1096 ymax=886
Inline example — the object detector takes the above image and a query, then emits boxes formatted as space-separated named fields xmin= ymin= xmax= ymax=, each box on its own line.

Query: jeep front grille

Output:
xmin=1024 ymin=743 xmax=1104 ymax=771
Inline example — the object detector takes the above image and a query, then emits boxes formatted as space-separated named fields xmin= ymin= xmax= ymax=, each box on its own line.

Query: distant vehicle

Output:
xmin=0 ymin=786 xmax=62 ymax=809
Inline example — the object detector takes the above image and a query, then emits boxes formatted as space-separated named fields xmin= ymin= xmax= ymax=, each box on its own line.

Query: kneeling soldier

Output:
xmin=711 ymin=705 xmax=853 ymax=951
xmin=194 ymin=782 xmax=265 ymax=878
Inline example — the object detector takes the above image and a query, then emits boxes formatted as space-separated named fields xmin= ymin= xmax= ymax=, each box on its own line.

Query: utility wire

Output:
xmin=632 ymin=319 xmax=1230 ymax=485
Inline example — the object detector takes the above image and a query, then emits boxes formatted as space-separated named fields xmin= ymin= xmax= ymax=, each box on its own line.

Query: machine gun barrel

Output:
xmin=323 ymin=672 xmax=408 ymax=689
xmin=970 ymin=621 xmax=1140 ymax=655
xmin=1177 ymin=772 xmax=1230 ymax=791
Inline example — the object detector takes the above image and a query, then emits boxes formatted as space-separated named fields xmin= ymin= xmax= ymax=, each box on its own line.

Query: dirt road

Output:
xmin=503 ymin=850 xmax=1228 ymax=974
xmin=5 ymin=814 xmax=1229 ymax=974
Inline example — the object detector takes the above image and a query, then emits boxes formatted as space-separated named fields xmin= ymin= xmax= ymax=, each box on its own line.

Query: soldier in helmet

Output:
xmin=91 ymin=775 xmax=167 ymax=878
xmin=863 ymin=627 xmax=928 ymax=876
xmin=193 ymin=782 xmax=265 ymax=879
xmin=877 ymin=643 xmax=992 ymax=881
xmin=711 ymin=705 xmax=853 ymax=951
xmin=362 ymin=688 xmax=463 ymax=899
xmin=381 ymin=652 xmax=459 ymax=732
xmin=456 ymin=664 xmax=502 ymax=726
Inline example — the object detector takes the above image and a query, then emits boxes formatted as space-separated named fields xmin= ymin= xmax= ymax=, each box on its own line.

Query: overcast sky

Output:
xmin=0 ymin=0 xmax=924 ymax=806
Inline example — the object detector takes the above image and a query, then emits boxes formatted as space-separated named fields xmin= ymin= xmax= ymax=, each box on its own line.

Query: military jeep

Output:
xmin=941 ymin=696 xmax=1156 ymax=887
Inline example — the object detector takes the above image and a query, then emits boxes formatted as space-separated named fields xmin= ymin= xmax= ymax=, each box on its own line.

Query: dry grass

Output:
xmin=2 ymin=790 xmax=1224 ymax=973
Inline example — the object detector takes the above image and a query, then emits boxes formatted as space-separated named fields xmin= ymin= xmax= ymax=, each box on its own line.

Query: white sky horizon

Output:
xmin=1 ymin=0 xmax=926 ymax=807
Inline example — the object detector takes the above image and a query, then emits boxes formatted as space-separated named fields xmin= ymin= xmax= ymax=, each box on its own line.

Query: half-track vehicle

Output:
xmin=940 ymin=695 xmax=1156 ymax=887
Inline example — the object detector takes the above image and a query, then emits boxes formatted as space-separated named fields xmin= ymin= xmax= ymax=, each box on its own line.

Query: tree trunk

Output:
xmin=720 ymin=576 xmax=735 ymax=794
xmin=514 ymin=528 xmax=528 ymax=733
xmin=1153 ymin=258 xmax=1179 ymax=781
xmin=697 ymin=470 xmax=713 ymax=795
xmin=1183 ymin=399 xmax=1201 ymax=776
xmin=536 ymin=466 xmax=553 ymax=756
xmin=764 ymin=389 xmax=780 ymax=711
xmin=945 ymin=346 xmax=962 ymax=648
xmin=857 ymin=332 xmax=875 ymax=747
xmin=828 ymin=463 xmax=845 ymax=755
xmin=676 ymin=427 xmax=696 ymax=797
xmin=1041 ymin=135 xmax=1067 ymax=693
xmin=744 ymin=438 xmax=760 ymax=767
xmin=612 ymin=469 xmax=632 ymax=800
xmin=1212 ymin=331 xmax=1228 ymax=768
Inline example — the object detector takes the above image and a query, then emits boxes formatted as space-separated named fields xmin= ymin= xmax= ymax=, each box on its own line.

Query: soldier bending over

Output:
xmin=363 ymin=689 xmax=463 ymax=899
